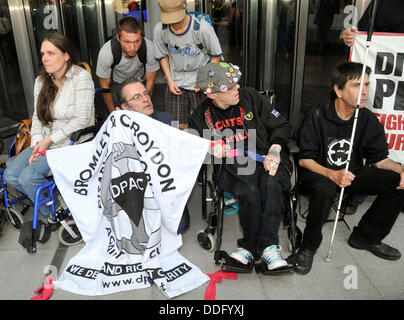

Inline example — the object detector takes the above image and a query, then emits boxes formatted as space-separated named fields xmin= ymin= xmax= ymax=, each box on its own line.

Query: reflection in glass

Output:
xmin=302 ymin=0 xmax=353 ymax=113
xmin=28 ymin=0 xmax=59 ymax=57
xmin=114 ymin=0 xmax=147 ymax=27
xmin=274 ymin=0 xmax=297 ymax=120
xmin=211 ymin=0 xmax=243 ymax=69
xmin=0 ymin=0 xmax=28 ymax=131
xmin=82 ymin=0 xmax=103 ymax=76
xmin=61 ymin=0 xmax=83 ymax=60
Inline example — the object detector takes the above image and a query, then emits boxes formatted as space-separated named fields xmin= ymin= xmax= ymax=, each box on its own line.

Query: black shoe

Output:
xmin=287 ymin=247 xmax=315 ymax=275
xmin=348 ymin=232 xmax=401 ymax=261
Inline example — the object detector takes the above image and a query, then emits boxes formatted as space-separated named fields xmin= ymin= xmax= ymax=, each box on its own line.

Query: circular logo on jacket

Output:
xmin=327 ymin=138 xmax=351 ymax=167
xmin=245 ymin=112 xmax=253 ymax=121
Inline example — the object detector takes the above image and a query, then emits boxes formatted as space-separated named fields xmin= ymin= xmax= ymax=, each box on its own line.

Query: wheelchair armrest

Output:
xmin=69 ymin=126 xmax=98 ymax=142
xmin=287 ymin=139 xmax=300 ymax=155
xmin=94 ymin=88 xmax=111 ymax=94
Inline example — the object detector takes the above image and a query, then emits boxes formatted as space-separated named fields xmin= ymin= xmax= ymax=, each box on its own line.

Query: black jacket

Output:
xmin=297 ymin=95 xmax=388 ymax=172
xmin=358 ymin=0 xmax=404 ymax=33
xmin=189 ymin=87 xmax=293 ymax=173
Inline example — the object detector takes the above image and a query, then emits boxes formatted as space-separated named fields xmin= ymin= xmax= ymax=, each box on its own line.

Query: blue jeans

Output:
xmin=4 ymin=147 xmax=57 ymax=216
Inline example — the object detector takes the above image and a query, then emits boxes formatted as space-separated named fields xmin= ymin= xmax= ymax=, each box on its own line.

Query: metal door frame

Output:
xmin=242 ymin=0 xmax=257 ymax=88
xmin=75 ymin=0 xmax=89 ymax=63
xmin=0 ymin=47 xmax=11 ymax=114
xmin=8 ymin=0 xmax=36 ymax=116
xmin=289 ymin=0 xmax=309 ymax=133
xmin=260 ymin=0 xmax=277 ymax=90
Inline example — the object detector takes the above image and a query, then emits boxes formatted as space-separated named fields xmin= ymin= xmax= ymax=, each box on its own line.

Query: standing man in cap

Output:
xmin=154 ymin=0 xmax=223 ymax=130
xmin=188 ymin=62 xmax=294 ymax=273
xmin=97 ymin=16 xmax=160 ymax=113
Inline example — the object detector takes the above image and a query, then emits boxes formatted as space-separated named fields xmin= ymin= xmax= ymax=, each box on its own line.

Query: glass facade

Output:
xmin=0 ymin=0 xmax=371 ymax=153
xmin=0 ymin=0 xmax=28 ymax=138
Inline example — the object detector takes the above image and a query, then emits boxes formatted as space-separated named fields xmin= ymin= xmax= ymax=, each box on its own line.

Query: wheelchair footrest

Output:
xmin=254 ymin=261 xmax=294 ymax=275
xmin=215 ymin=250 xmax=254 ymax=274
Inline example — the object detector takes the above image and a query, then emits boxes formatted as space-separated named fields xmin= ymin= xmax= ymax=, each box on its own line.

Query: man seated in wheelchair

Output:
xmin=3 ymin=32 xmax=94 ymax=220
xmin=115 ymin=77 xmax=190 ymax=234
xmin=293 ymin=62 xmax=404 ymax=275
xmin=188 ymin=62 xmax=294 ymax=273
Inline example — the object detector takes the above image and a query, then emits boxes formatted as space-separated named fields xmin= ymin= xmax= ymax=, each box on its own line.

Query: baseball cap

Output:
xmin=158 ymin=0 xmax=187 ymax=24
xmin=196 ymin=62 xmax=242 ymax=94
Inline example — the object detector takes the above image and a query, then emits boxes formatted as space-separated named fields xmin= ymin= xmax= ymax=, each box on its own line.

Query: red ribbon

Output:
xmin=209 ymin=140 xmax=240 ymax=158
xmin=34 ymin=142 xmax=47 ymax=155
xmin=30 ymin=276 xmax=54 ymax=300
xmin=204 ymin=271 xmax=238 ymax=300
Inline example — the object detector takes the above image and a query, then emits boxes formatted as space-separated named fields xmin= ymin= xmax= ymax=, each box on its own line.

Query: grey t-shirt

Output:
xmin=153 ymin=14 xmax=222 ymax=90
xmin=96 ymin=37 xmax=159 ymax=83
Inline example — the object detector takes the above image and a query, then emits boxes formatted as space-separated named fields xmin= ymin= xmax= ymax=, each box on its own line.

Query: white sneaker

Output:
xmin=230 ymin=247 xmax=254 ymax=265
xmin=262 ymin=245 xmax=288 ymax=270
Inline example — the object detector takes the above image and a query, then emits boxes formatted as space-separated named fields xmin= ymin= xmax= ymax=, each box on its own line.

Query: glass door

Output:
xmin=81 ymin=0 xmax=105 ymax=72
xmin=301 ymin=0 xmax=353 ymax=112
xmin=60 ymin=0 xmax=105 ymax=78
xmin=23 ymin=0 xmax=60 ymax=75
xmin=23 ymin=0 xmax=105 ymax=77
xmin=197 ymin=0 xmax=248 ymax=85
xmin=0 ymin=0 xmax=28 ymax=140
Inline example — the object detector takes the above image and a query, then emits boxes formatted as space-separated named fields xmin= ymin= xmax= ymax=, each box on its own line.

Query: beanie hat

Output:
xmin=158 ymin=0 xmax=187 ymax=24
xmin=196 ymin=62 xmax=242 ymax=94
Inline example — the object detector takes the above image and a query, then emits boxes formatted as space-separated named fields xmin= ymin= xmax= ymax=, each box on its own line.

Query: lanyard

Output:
xmin=204 ymin=104 xmax=245 ymax=136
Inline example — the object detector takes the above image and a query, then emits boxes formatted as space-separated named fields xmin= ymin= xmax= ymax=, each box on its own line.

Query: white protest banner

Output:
xmin=47 ymin=111 xmax=210 ymax=298
xmin=351 ymin=32 xmax=404 ymax=163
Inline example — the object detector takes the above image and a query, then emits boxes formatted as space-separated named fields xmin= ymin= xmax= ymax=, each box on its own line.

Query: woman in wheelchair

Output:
xmin=4 ymin=32 xmax=94 ymax=218
xmin=189 ymin=62 xmax=294 ymax=274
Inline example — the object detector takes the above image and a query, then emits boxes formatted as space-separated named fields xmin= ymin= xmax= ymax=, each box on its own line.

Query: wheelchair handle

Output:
xmin=69 ymin=126 xmax=98 ymax=142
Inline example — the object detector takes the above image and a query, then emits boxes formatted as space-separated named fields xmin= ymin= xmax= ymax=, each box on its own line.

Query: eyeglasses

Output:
xmin=124 ymin=91 xmax=150 ymax=104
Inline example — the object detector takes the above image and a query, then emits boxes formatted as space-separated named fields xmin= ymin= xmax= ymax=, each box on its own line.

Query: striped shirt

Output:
xmin=31 ymin=64 xmax=95 ymax=149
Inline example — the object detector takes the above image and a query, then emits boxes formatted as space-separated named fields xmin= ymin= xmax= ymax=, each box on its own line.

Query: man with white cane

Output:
xmin=290 ymin=62 xmax=404 ymax=275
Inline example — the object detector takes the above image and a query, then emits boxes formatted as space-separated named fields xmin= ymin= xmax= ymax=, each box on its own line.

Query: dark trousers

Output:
xmin=300 ymin=166 xmax=404 ymax=252
xmin=219 ymin=163 xmax=291 ymax=257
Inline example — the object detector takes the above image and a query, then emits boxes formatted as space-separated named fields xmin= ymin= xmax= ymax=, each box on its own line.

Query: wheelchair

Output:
xmin=197 ymin=89 xmax=302 ymax=274
xmin=0 ymin=126 xmax=98 ymax=253
xmin=0 ymin=61 xmax=109 ymax=252
xmin=197 ymin=141 xmax=303 ymax=275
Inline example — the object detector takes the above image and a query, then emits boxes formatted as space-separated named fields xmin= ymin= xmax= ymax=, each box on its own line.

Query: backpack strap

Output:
xmin=192 ymin=17 xmax=206 ymax=54
xmin=110 ymin=35 xmax=122 ymax=82
xmin=138 ymin=37 xmax=147 ymax=77
xmin=138 ymin=37 xmax=147 ymax=65
xmin=161 ymin=23 xmax=170 ymax=47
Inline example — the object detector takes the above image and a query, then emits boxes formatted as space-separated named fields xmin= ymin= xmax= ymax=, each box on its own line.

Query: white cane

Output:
xmin=325 ymin=0 xmax=378 ymax=262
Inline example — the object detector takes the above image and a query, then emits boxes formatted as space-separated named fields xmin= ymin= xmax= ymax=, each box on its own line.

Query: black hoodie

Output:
xmin=298 ymin=96 xmax=388 ymax=172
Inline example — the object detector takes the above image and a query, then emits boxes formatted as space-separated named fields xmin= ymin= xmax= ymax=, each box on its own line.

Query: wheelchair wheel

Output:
xmin=197 ymin=230 xmax=215 ymax=252
xmin=6 ymin=207 xmax=24 ymax=230
xmin=58 ymin=220 xmax=83 ymax=246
